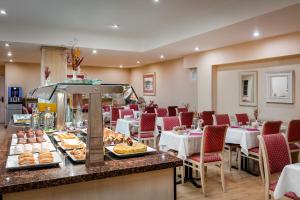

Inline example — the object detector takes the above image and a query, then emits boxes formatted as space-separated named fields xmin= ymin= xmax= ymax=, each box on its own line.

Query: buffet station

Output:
xmin=0 ymin=82 xmax=182 ymax=200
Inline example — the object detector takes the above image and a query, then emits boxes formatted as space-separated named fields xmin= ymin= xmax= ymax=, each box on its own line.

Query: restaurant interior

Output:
xmin=0 ymin=0 xmax=300 ymax=199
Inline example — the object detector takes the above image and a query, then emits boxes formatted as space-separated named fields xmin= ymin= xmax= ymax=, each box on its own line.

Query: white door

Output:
xmin=0 ymin=76 xmax=5 ymax=123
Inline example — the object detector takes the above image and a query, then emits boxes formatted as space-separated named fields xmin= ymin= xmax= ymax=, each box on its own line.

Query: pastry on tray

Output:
xmin=26 ymin=131 xmax=35 ymax=138
xmin=24 ymin=144 xmax=33 ymax=153
xmin=57 ymin=133 xmax=76 ymax=140
xmin=38 ymin=152 xmax=54 ymax=164
xmin=18 ymin=153 xmax=35 ymax=165
xmin=36 ymin=137 xmax=46 ymax=143
xmin=41 ymin=142 xmax=51 ymax=152
xmin=32 ymin=143 xmax=41 ymax=153
xmin=61 ymin=139 xmax=85 ymax=149
xmin=14 ymin=144 xmax=25 ymax=154
xmin=27 ymin=138 xmax=37 ymax=144
xmin=17 ymin=138 xmax=27 ymax=144
xmin=113 ymin=138 xmax=147 ymax=154
xmin=70 ymin=148 xmax=86 ymax=160
xmin=16 ymin=130 xmax=25 ymax=138
xmin=35 ymin=129 xmax=44 ymax=137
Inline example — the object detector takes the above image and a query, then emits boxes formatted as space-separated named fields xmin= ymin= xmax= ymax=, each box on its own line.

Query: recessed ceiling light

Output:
xmin=136 ymin=61 xmax=141 ymax=64
xmin=92 ymin=49 xmax=97 ymax=54
xmin=9 ymin=59 xmax=13 ymax=62
xmin=160 ymin=54 xmax=164 ymax=59
xmin=5 ymin=43 xmax=9 ymax=47
xmin=7 ymin=52 xmax=12 ymax=57
xmin=194 ymin=47 xmax=200 ymax=51
xmin=119 ymin=64 xmax=123 ymax=68
xmin=0 ymin=9 xmax=7 ymax=15
xmin=253 ymin=30 xmax=260 ymax=37
xmin=111 ymin=24 xmax=120 ymax=29
xmin=154 ymin=0 xmax=160 ymax=3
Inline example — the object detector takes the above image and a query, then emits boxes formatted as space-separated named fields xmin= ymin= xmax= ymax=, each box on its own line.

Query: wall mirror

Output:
xmin=239 ymin=71 xmax=257 ymax=106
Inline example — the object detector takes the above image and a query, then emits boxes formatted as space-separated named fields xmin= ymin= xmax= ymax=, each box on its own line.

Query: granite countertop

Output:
xmin=0 ymin=132 xmax=182 ymax=194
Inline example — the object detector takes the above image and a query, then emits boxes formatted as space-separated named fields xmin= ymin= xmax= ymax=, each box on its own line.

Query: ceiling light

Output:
xmin=136 ymin=61 xmax=141 ymax=64
xmin=154 ymin=0 xmax=160 ymax=3
xmin=9 ymin=59 xmax=13 ymax=63
xmin=253 ymin=30 xmax=260 ymax=37
xmin=7 ymin=52 xmax=12 ymax=57
xmin=0 ymin=9 xmax=7 ymax=15
xmin=119 ymin=64 xmax=123 ymax=68
xmin=111 ymin=24 xmax=120 ymax=29
xmin=194 ymin=47 xmax=200 ymax=51
xmin=92 ymin=49 xmax=97 ymax=54
xmin=5 ymin=43 xmax=9 ymax=47
xmin=160 ymin=54 xmax=164 ymax=59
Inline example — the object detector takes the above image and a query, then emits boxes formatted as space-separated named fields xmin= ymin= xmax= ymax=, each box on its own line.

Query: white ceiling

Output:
xmin=1 ymin=0 xmax=300 ymax=67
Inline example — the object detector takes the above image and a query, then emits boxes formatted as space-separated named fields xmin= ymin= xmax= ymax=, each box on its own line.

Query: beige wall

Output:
xmin=183 ymin=32 xmax=300 ymax=111
xmin=129 ymin=59 xmax=198 ymax=111
xmin=217 ymin=57 xmax=300 ymax=122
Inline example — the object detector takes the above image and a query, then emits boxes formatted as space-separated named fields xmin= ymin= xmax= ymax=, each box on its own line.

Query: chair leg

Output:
xmin=181 ymin=165 xmax=185 ymax=185
xmin=200 ymin=164 xmax=206 ymax=196
xmin=258 ymin=151 xmax=265 ymax=184
xmin=204 ymin=166 xmax=208 ymax=182
xmin=220 ymin=163 xmax=226 ymax=193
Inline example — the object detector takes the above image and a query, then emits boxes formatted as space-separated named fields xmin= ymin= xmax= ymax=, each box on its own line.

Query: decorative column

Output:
xmin=41 ymin=46 xmax=67 ymax=85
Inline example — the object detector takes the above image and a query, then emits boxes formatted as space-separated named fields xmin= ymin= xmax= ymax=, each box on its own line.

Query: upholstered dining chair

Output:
xmin=119 ymin=109 xmax=134 ymax=119
xmin=286 ymin=120 xmax=300 ymax=162
xmin=145 ymin=106 xmax=156 ymax=114
xmin=110 ymin=107 xmax=124 ymax=128
xmin=176 ymin=107 xmax=188 ymax=115
xmin=168 ymin=106 xmax=178 ymax=117
xmin=182 ymin=125 xmax=228 ymax=196
xmin=102 ymin=105 xmax=111 ymax=112
xmin=179 ymin=112 xmax=194 ymax=128
xmin=258 ymin=133 xmax=299 ymax=200
xmin=214 ymin=114 xmax=231 ymax=126
xmin=155 ymin=108 xmax=168 ymax=117
xmin=132 ymin=113 xmax=156 ymax=145
xmin=199 ymin=111 xmax=215 ymax=127
xmin=162 ymin=116 xmax=180 ymax=131
xmin=239 ymin=121 xmax=282 ymax=183
xmin=129 ymin=104 xmax=139 ymax=111
xmin=235 ymin=113 xmax=250 ymax=125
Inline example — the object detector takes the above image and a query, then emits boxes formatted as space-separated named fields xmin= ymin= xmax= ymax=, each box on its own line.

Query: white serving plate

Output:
xmin=11 ymin=133 xmax=51 ymax=145
xmin=53 ymin=134 xmax=78 ymax=142
xmin=65 ymin=150 xmax=85 ymax=163
xmin=6 ymin=151 xmax=62 ymax=170
xmin=9 ymin=143 xmax=56 ymax=155
xmin=57 ymin=141 xmax=86 ymax=151
xmin=105 ymin=145 xmax=156 ymax=158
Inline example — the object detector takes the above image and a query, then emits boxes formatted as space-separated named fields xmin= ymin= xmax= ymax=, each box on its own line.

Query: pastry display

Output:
xmin=57 ymin=133 xmax=76 ymax=140
xmin=36 ymin=137 xmax=46 ymax=143
xmin=17 ymin=138 xmax=27 ymax=144
xmin=24 ymin=144 xmax=33 ymax=153
xmin=26 ymin=131 xmax=35 ymax=138
xmin=18 ymin=153 xmax=35 ymax=165
xmin=32 ymin=143 xmax=42 ymax=153
xmin=41 ymin=142 xmax=51 ymax=152
xmin=103 ymin=128 xmax=126 ymax=145
xmin=35 ymin=129 xmax=44 ymax=137
xmin=61 ymin=139 xmax=85 ymax=149
xmin=27 ymin=138 xmax=37 ymax=144
xmin=14 ymin=144 xmax=24 ymax=154
xmin=38 ymin=152 xmax=54 ymax=164
xmin=113 ymin=138 xmax=147 ymax=154
xmin=16 ymin=130 xmax=25 ymax=138
xmin=70 ymin=148 xmax=86 ymax=160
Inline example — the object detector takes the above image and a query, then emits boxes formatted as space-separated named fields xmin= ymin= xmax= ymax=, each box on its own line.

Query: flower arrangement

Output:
xmin=254 ymin=108 xmax=258 ymax=121
xmin=67 ymin=47 xmax=84 ymax=71
xmin=44 ymin=66 xmax=51 ymax=80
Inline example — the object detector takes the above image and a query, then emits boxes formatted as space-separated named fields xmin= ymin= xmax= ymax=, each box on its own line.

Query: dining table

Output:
xmin=273 ymin=163 xmax=300 ymax=199
xmin=115 ymin=118 xmax=140 ymax=137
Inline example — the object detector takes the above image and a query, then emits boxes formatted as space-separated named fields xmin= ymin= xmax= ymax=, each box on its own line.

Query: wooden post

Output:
xmin=86 ymin=89 xmax=104 ymax=167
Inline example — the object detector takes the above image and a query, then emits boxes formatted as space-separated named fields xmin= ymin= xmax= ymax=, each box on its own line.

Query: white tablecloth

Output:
xmin=115 ymin=119 xmax=139 ymax=136
xmin=103 ymin=112 xmax=111 ymax=122
xmin=159 ymin=131 xmax=202 ymax=160
xmin=274 ymin=163 xmax=300 ymax=199
xmin=225 ymin=127 xmax=260 ymax=156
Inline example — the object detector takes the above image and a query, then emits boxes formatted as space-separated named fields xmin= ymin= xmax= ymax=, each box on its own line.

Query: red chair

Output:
xmin=162 ymin=116 xmax=180 ymax=131
xmin=182 ymin=125 xmax=228 ymax=196
xmin=129 ymin=104 xmax=139 ymax=111
xmin=145 ymin=106 xmax=155 ymax=113
xmin=235 ymin=113 xmax=250 ymax=125
xmin=110 ymin=107 xmax=124 ymax=128
xmin=287 ymin=120 xmax=300 ymax=159
xmin=176 ymin=107 xmax=188 ymax=115
xmin=155 ymin=108 xmax=168 ymax=117
xmin=199 ymin=111 xmax=215 ymax=126
xmin=261 ymin=121 xmax=282 ymax=135
xmin=258 ymin=134 xmax=299 ymax=200
xmin=214 ymin=114 xmax=231 ymax=126
xmin=179 ymin=112 xmax=194 ymax=128
xmin=132 ymin=113 xmax=156 ymax=144
xmin=119 ymin=109 xmax=134 ymax=119
xmin=168 ymin=106 xmax=178 ymax=117
xmin=102 ymin=105 xmax=110 ymax=112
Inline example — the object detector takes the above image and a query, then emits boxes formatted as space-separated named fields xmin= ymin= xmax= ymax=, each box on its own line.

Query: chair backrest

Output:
xmin=202 ymin=125 xmax=228 ymax=154
xmin=168 ymin=106 xmax=178 ymax=117
xmin=145 ymin=106 xmax=155 ymax=114
xmin=214 ymin=114 xmax=231 ymax=126
xmin=287 ymin=120 xmax=300 ymax=142
xmin=155 ymin=108 xmax=168 ymax=117
xmin=262 ymin=121 xmax=282 ymax=135
xmin=140 ymin=113 xmax=156 ymax=132
xmin=200 ymin=111 xmax=215 ymax=126
xmin=129 ymin=104 xmax=139 ymax=111
xmin=235 ymin=113 xmax=250 ymax=125
xmin=111 ymin=107 xmax=124 ymax=122
xmin=162 ymin=116 xmax=180 ymax=131
xmin=179 ymin=112 xmax=194 ymax=128
xmin=119 ymin=109 xmax=134 ymax=119
xmin=176 ymin=107 xmax=188 ymax=115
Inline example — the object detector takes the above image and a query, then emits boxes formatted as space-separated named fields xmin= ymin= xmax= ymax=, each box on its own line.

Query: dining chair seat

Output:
xmin=289 ymin=143 xmax=300 ymax=150
xmin=188 ymin=153 xmax=221 ymax=163
xmin=249 ymin=147 xmax=259 ymax=154
xmin=269 ymin=182 xmax=300 ymax=200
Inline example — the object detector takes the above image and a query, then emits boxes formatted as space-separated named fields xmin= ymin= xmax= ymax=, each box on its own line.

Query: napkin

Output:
xmin=246 ymin=128 xmax=259 ymax=131
xmin=230 ymin=126 xmax=241 ymax=128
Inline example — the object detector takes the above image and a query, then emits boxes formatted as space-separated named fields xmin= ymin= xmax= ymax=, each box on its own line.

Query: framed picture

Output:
xmin=239 ymin=71 xmax=257 ymax=106
xmin=265 ymin=70 xmax=294 ymax=104
xmin=143 ymin=72 xmax=156 ymax=96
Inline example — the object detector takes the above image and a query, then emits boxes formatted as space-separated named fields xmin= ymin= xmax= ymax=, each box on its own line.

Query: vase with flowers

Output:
xmin=44 ymin=66 xmax=51 ymax=86
xmin=67 ymin=47 xmax=84 ymax=81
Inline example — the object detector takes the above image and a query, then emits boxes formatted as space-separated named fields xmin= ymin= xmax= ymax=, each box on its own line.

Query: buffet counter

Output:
xmin=0 ymin=128 xmax=182 ymax=200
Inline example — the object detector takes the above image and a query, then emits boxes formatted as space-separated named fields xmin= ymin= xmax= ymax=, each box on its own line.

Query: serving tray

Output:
xmin=65 ymin=150 xmax=85 ymax=163
xmin=105 ymin=145 xmax=156 ymax=158
xmin=9 ymin=143 xmax=56 ymax=155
